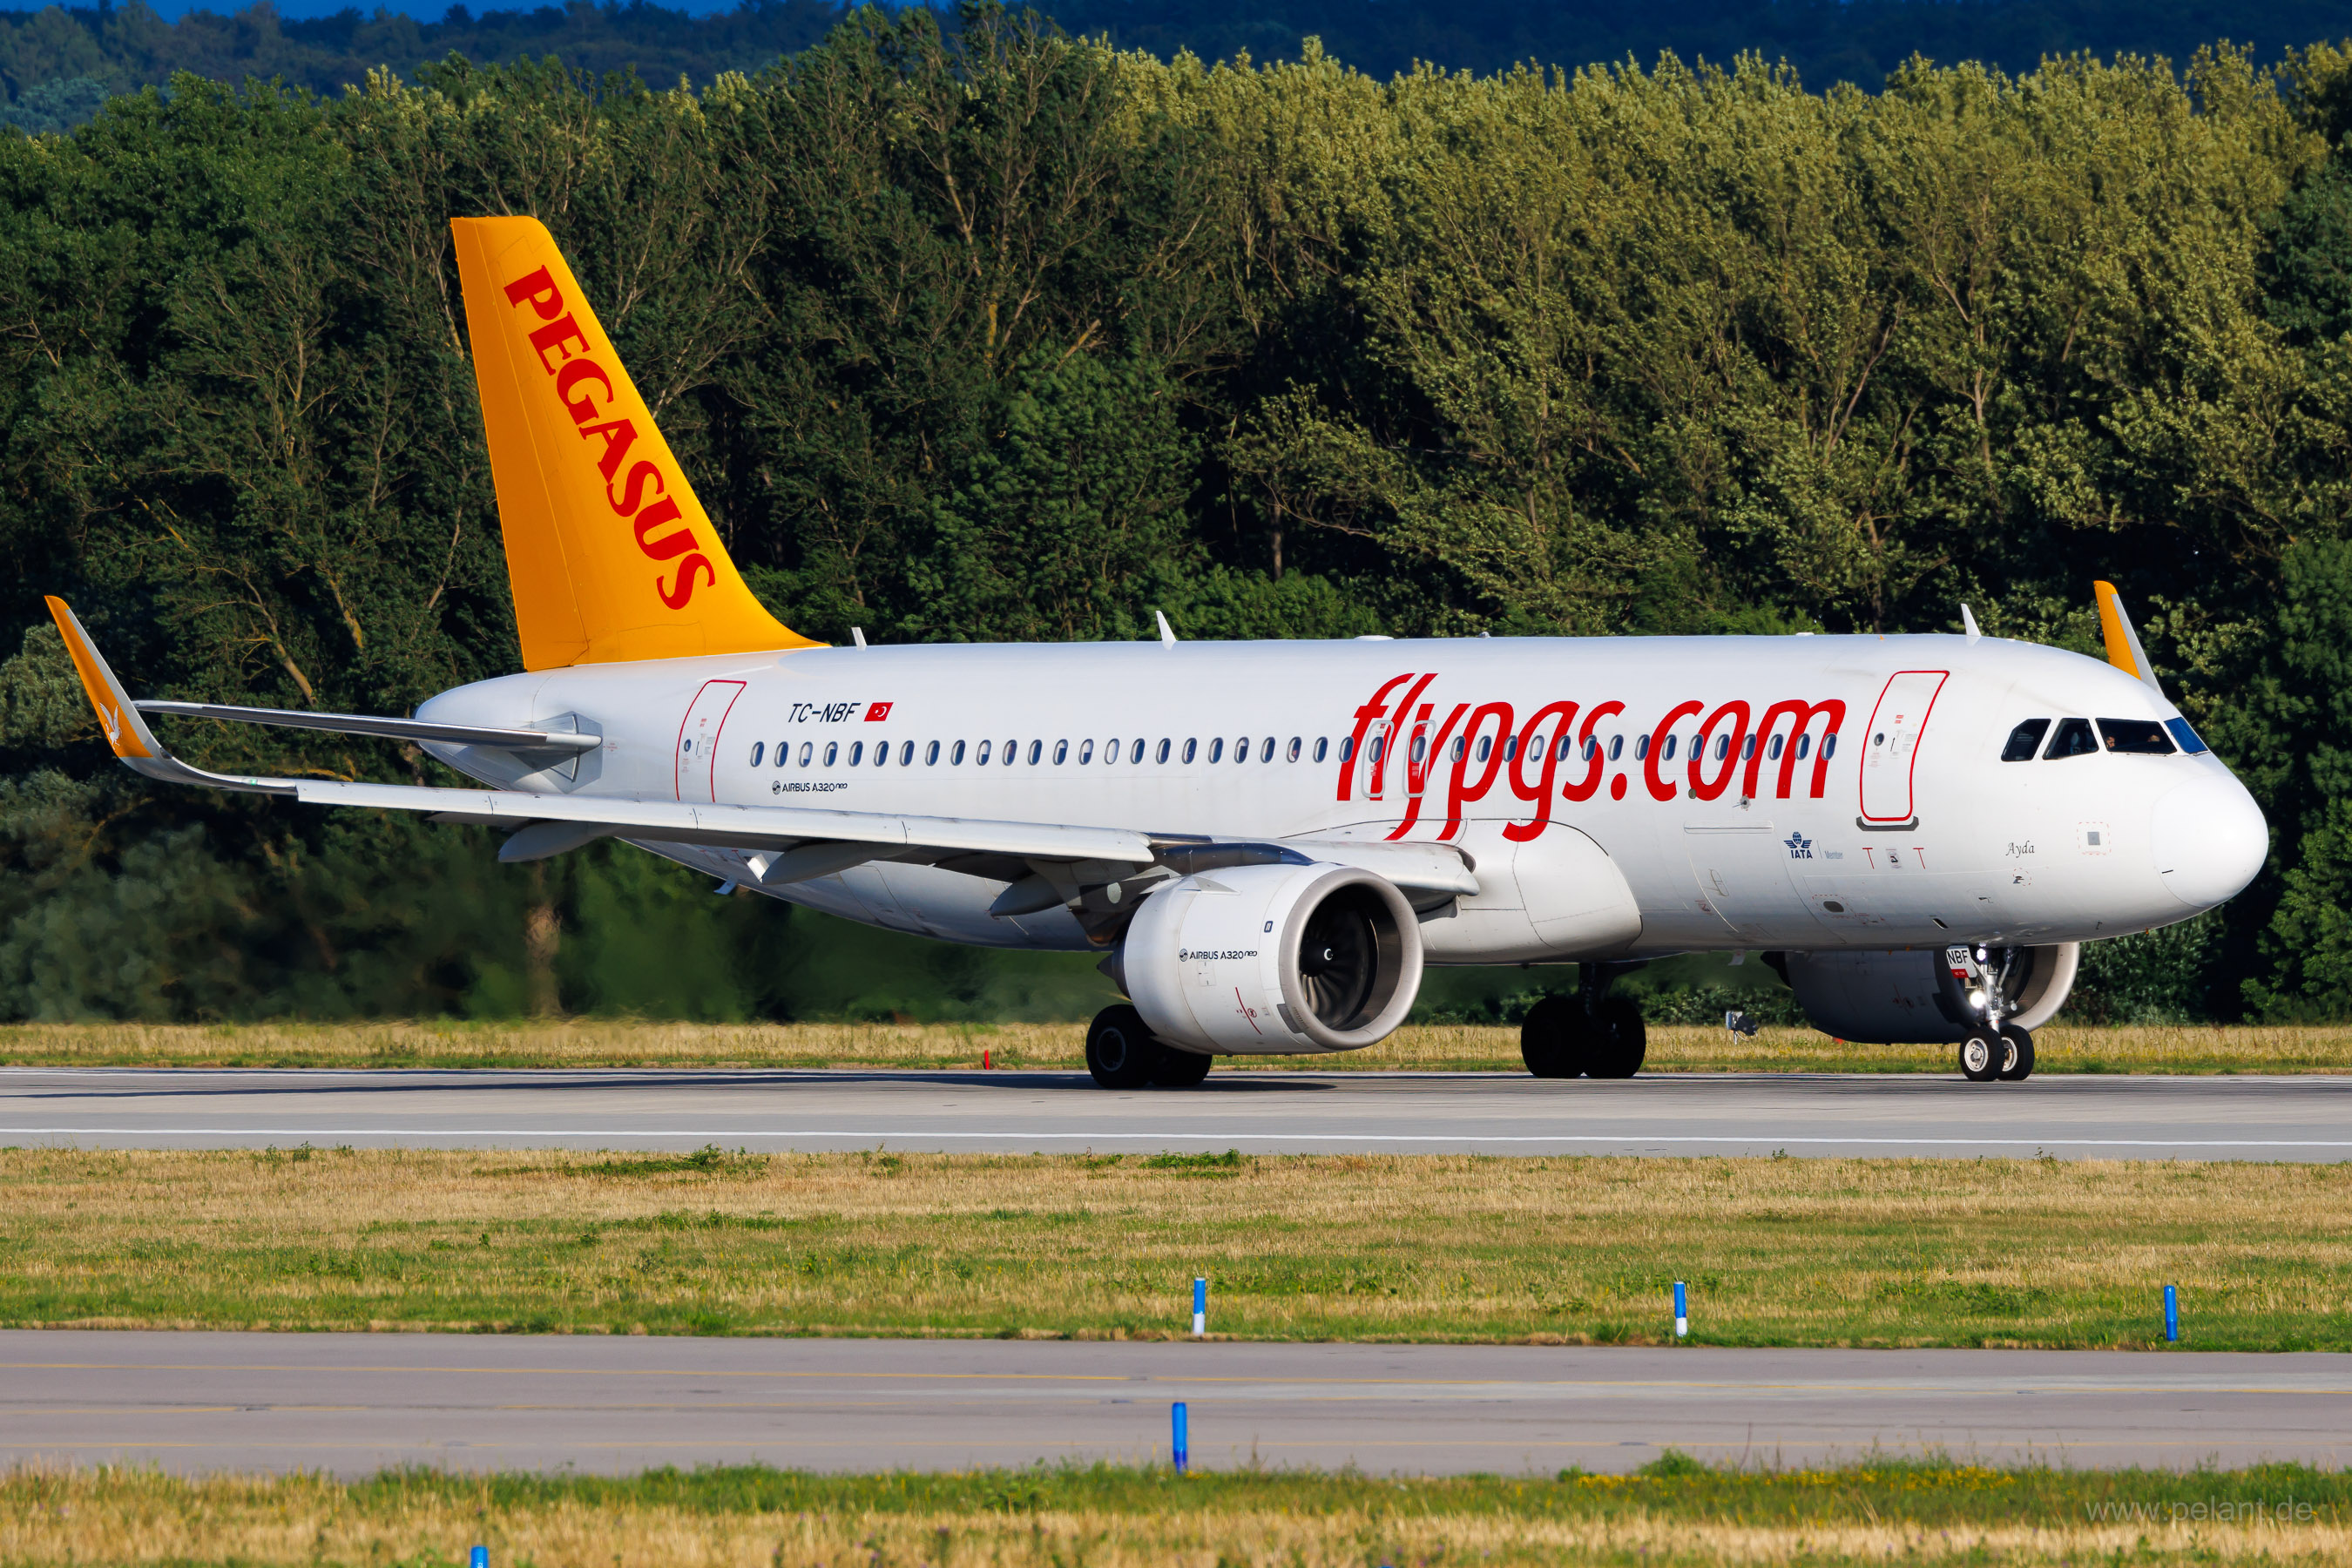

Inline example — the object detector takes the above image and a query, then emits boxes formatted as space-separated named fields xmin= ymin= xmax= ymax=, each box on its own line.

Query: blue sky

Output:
xmin=134 ymin=0 xmax=756 ymax=20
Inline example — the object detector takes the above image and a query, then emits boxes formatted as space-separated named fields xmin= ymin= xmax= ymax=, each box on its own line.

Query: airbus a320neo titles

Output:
xmin=48 ymin=219 xmax=2269 ymax=1087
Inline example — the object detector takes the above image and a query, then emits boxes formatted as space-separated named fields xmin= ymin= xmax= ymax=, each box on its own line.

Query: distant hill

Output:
xmin=10 ymin=0 xmax=2352 ymax=134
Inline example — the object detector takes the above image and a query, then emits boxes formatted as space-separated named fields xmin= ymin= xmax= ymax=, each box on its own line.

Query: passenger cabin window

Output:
xmin=2098 ymin=718 xmax=2175 ymax=754
xmin=1662 ymin=734 xmax=1678 ymax=760
xmin=1209 ymin=739 xmax=1224 ymax=763
xmin=875 ymin=742 xmax=889 ymax=767
xmin=1003 ymin=739 xmax=1017 ymax=765
xmin=848 ymin=741 xmax=865 ymax=766
xmin=1261 ymin=737 xmax=1275 ymax=762
xmin=1157 ymin=739 xmax=1172 ymax=763
xmin=799 ymin=742 xmax=813 ymax=767
xmin=899 ymin=740 xmax=914 ymax=765
xmin=1079 ymin=740 xmax=1093 ymax=764
xmin=1182 ymin=739 xmax=1198 ymax=764
xmin=2001 ymin=719 xmax=2050 ymax=761
xmin=1025 ymin=740 xmax=1041 ymax=765
xmin=1289 ymin=738 xmax=1303 ymax=762
xmin=2044 ymin=718 xmax=2098 ymax=760
xmin=977 ymin=740 xmax=991 ymax=764
xmin=951 ymin=740 xmax=966 ymax=765
xmin=1336 ymin=736 xmax=1352 ymax=762
xmin=926 ymin=740 xmax=941 ymax=765
xmin=1053 ymin=740 xmax=1069 ymax=765
xmin=1313 ymin=738 xmax=1327 ymax=762
xmin=749 ymin=742 xmax=765 ymax=767
xmin=1132 ymin=739 xmax=1146 ymax=763
xmin=824 ymin=741 xmax=840 ymax=767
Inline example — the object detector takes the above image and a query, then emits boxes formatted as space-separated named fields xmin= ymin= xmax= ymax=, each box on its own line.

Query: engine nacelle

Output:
xmin=1114 ymin=863 xmax=1423 ymax=1054
xmin=1782 ymin=943 xmax=2079 ymax=1044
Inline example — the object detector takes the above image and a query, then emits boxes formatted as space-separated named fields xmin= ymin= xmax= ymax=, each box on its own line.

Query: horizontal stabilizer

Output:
xmin=138 ymin=700 xmax=599 ymax=754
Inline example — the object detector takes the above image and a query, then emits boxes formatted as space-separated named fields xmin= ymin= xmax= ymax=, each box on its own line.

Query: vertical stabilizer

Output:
xmin=451 ymin=217 xmax=820 ymax=669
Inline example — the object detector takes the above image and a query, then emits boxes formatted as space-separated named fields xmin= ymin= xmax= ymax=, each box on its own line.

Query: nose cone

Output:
xmin=2151 ymin=774 xmax=2268 ymax=910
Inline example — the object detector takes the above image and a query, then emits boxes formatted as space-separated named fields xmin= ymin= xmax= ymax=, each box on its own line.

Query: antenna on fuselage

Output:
xmin=851 ymin=626 xmax=867 ymax=648
xmin=1961 ymin=604 xmax=1981 ymax=644
xmin=1155 ymin=611 xmax=1178 ymax=649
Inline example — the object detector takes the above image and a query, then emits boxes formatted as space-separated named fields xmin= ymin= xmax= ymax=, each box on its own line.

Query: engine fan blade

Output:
xmin=1299 ymin=897 xmax=1378 ymax=1027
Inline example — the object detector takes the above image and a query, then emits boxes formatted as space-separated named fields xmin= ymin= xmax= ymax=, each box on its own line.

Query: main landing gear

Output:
xmin=1520 ymin=963 xmax=1648 ymax=1079
xmin=1085 ymin=1004 xmax=1213 ymax=1090
xmin=1959 ymin=1025 xmax=2036 ymax=1083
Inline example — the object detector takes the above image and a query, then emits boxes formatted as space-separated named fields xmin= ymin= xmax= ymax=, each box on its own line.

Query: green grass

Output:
xmin=7 ymin=1458 xmax=2349 ymax=1565
xmin=5 ymin=1148 xmax=2349 ymax=1349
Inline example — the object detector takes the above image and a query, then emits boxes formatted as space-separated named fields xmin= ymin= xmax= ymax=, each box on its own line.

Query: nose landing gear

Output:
xmin=1959 ymin=1024 xmax=2036 ymax=1083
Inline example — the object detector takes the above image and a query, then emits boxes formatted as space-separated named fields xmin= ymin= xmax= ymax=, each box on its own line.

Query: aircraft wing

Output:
xmin=44 ymin=597 xmax=1480 ymax=905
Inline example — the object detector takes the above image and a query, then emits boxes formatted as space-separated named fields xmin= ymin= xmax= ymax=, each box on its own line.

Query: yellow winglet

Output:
xmin=450 ymin=217 xmax=823 ymax=670
xmin=44 ymin=595 xmax=161 ymax=760
xmin=2092 ymin=579 xmax=2164 ymax=695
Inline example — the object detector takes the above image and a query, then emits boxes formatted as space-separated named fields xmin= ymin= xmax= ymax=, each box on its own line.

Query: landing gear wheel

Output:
xmin=1085 ymin=1004 xmax=1161 ymax=1090
xmin=1588 ymin=996 xmax=1648 ymax=1078
xmin=1151 ymin=1047 xmax=1213 ymax=1088
xmin=1958 ymin=1032 xmax=2002 ymax=1082
xmin=1997 ymin=1026 xmax=2035 ymax=1082
xmin=1520 ymin=995 xmax=1586 ymax=1078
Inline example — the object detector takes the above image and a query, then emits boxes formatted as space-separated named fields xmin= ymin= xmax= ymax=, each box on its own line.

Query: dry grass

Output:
xmin=4 ymin=1147 xmax=2349 ymax=1348
xmin=3 ymin=1462 xmax=2349 ymax=1566
xmin=5 ymin=1018 xmax=2352 ymax=1073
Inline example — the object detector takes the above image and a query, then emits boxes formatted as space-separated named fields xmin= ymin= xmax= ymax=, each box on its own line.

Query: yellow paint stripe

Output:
xmin=41 ymin=595 xmax=149 ymax=760
xmin=2094 ymin=579 xmax=2141 ymax=679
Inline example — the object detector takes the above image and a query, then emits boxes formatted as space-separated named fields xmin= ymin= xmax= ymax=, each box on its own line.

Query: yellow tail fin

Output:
xmin=451 ymin=217 xmax=821 ymax=669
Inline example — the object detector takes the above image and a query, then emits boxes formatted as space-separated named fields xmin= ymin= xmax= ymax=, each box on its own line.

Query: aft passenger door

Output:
xmin=675 ymin=679 xmax=747 ymax=802
xmin=1859 ymin=671 xmax=1947 ymax=828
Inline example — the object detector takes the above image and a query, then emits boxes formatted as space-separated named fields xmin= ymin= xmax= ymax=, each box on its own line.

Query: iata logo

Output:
xmin=1785 ymin=830 xmax=1815 ymax=860
xmin=864 ymin=702 xmax=893 ymax=722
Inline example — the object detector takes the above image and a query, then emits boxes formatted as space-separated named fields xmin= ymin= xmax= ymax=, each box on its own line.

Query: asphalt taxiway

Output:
xmin=3 ymin=1066 xmax=2348 ymax=1159
xmin=8 ymin=1331 xmax=2347 ymax=1477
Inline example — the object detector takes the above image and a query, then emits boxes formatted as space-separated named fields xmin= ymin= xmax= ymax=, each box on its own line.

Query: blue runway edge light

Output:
xmin=2164 ymin=1284 xmax=2180 ymax=1342
xmin=471 ymin=1548 xmax=488 ymax=1568
xmin=1172 ymin=1401 xmax=1189 ymax=1473
xmin=1673 ymin=1280 xmax=1687 ymax=1339
xmin=1193 ymin=1275 xmax=1207 ymax=1337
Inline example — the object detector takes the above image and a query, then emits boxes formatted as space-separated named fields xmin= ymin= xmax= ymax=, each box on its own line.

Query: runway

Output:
xmin=9 ymin=1330 xmax=2347 ymax=1477
xmin=3 ymin=1066 xmax=2349 ymax=1159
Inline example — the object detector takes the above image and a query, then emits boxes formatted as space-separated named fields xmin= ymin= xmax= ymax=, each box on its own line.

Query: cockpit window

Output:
xmin=2164 ymin=717 xmax=2211 ymax=755
xmin=2098 ymin=718 xmax=2176 ymax=754
xmin=2001 ymin=719 xmax=2050 ymax=761
xmin=2044 ymin=717 xmax=2098 ymax=760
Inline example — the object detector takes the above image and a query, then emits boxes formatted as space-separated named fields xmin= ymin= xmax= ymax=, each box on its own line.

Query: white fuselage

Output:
xmin=416 ymin=632 xmax=2268 ymax=960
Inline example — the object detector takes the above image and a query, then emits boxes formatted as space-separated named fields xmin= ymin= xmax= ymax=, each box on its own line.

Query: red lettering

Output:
xmin=529 ymin=313 xmax=591 ymax=374
xmin=1744 ymin=699 xmax=1848 ymax=799
xmin=1560 ymin=701 xmax=1625 ymax=802
xmin=606 ymin=460 xmax=665 ymax=517
xmin=658 ymin=554 xmax=714 ymax=609
xmin=578 ymin=418 xmax=638 ymax=481
xmin=1645 ymin=700 xmax=1703 ymax=801
xmin=555 ymin=359 xmax=613 ymax=425
xmin=1687 ymin=700 xmax=1752 ymax=801
xmin=1503 ymin=700 xmax=1578 ymax=843
xmin=1365 ymin=674 xmax=1436 ymax=803
xmin=1440 ymin=701 xmax=1515 ymax=839
xmin=503 ymin=266 xmax=564 ymax=321
xmin=1340 ymin=673 xmax=1417 ymax=802
xmin=632 ymin=497 xmax=697 ymax=559
xmin=1389 ymin=701 xmax=1470 ymax=840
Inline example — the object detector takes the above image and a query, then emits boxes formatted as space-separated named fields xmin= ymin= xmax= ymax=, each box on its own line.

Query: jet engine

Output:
xmin=1112 ymin=863 xmax=1423 ymax=1054
xmin=1778 ymin=943 xmax=2079 ymax=1044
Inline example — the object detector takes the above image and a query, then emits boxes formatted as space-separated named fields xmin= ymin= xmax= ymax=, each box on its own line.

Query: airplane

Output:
xmin=44 ymin=217 xmax=2269 ymax=1088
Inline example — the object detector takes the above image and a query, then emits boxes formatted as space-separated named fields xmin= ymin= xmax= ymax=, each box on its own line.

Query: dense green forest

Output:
xmin=13 ymin=0 xmax=2352 ymax=132
xmin=6 ymin=3 xmax=2352 ymax=1023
